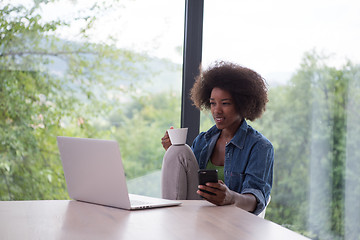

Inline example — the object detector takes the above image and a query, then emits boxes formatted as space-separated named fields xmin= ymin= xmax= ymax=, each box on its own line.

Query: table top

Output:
xmin=0 ymin=200 xmax=309 ymax=240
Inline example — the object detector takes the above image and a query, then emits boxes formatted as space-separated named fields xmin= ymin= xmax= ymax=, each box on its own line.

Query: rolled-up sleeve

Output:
xmin=241 ymin=140 xmax=274 ymax=215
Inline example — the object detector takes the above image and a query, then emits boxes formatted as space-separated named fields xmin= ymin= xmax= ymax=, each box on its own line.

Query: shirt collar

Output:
xmin=230 ymin=119 xmax=248 ymax=150
xmin=204 ymin=120 xmax=248 ymax=150
xmin=204 ymin=125 xmax=221 ymax=142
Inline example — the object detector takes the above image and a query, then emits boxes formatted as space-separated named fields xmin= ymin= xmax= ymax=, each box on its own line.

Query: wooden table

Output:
xmin=0 ymin=200 xmax=310 ymax=240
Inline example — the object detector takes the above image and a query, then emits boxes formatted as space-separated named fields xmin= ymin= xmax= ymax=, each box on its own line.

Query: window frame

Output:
xmin=181 ymin=0 xmax=204 ymax=145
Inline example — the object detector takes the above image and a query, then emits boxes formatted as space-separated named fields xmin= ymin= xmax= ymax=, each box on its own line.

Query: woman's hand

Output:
xmin=198 ymin=181 xmax=257 ymax=212
xmin=161 ymin=127 xmax=173 ymax=151
xmin=197 ymin=180 xmax=235 ymax=206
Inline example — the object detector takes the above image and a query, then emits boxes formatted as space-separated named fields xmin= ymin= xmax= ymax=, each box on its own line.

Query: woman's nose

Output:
xmin=213 ymin=104 xmax=222 ymax=113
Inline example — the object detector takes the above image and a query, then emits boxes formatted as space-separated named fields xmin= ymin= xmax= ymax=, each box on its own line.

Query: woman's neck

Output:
xmin=220 ymin=119 xmax=243 ymax=142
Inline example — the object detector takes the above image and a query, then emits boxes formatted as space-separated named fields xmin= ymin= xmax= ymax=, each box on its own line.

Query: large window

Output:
xmin=202 ymin=0 xmax=360 ymax=239
xmin=1 ymin=0 xmax=184 ymax=199
xmin=2 ymin=1 xmax=359 ymax=239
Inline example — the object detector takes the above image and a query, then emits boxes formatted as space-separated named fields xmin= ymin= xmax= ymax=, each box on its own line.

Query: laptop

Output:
xmin=57 ymin=136 xmax=181 ymax=210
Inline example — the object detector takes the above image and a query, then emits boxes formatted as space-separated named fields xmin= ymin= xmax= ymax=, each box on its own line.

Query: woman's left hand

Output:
xmin=197 ymin=180 xmax=235 ymax=206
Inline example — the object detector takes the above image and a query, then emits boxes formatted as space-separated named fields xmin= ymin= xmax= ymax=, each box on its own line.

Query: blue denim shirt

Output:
xmin=191 ymin=120 xmax=274 ymax=215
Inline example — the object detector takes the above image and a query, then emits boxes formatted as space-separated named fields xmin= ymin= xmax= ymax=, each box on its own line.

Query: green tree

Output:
xmin=256 ymin=51 xmax=360 ymax=239
xmin=109 ymin=90 xmax=181 ymax=180
xmin=0 ymin=0 xmax=148 ymax=200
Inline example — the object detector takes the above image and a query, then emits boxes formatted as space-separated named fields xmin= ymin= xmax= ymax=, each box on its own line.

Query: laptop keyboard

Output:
xmin=130 ymin=199 xmax=152 ymax=206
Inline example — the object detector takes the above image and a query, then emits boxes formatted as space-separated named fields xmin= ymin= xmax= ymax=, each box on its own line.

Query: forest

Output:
xmin=1 ymin=1 xmax=359 ymax=239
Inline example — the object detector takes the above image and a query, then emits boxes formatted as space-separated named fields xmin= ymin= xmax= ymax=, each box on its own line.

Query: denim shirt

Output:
xmin=191 ymin=120 xmax=274 ymax=215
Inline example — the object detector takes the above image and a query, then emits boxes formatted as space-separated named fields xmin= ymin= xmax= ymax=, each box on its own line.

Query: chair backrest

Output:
xmin=258 ymin=195 xmax=271 ymax=218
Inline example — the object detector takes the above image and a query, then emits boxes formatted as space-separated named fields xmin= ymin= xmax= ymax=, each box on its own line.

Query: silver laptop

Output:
xmin=57 ymin=136 xmax=181 ymax=210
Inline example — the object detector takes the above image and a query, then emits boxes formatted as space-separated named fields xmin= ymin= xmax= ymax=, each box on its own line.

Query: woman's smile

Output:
xmin=214 ymin=116 xmax=225 ymax=123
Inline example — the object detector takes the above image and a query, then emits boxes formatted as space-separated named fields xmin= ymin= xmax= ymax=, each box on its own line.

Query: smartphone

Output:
xmin=198 ymin=169 xmax=218 ymax=195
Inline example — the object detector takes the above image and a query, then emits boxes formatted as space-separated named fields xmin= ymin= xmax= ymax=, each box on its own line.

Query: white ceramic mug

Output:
xmin=167 ymin=128 xmax=188 ymax=145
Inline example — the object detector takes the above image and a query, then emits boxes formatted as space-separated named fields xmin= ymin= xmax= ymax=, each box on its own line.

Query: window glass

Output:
xmin=202 ymin=1 xmax=360 ymax=239
xmin=1 ymin=0 xmax=184 ymax=200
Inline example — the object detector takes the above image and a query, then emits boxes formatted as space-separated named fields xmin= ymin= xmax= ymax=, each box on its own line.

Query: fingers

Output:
xmin=161 ymin=134 xmax=171 ymax=150
xmin=197 ymin=183 xmax=222 ymax=194
xmin=161 ymin=127 xmax=173 ymax=150
xmin=197 ymin=182 xmax=227 ymax=205
xmin=205 ymin=181 xmax=224 ymax=189
xmin=197 ymin=184 xmax=220 ymax=198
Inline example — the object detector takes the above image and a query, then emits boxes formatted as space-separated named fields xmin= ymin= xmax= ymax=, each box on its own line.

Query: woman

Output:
xmin=161 ymin=61 xmax=274 ymax=215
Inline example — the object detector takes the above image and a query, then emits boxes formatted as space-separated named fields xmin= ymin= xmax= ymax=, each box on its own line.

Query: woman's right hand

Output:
xmin=161 ymin=127 xmax=173 ymax=151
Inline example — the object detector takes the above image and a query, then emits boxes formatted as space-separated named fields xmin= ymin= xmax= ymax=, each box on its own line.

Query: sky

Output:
xmin=5 ymin=0 xmax=360 ymax=85
xmin=202 ymin=0 xmax=360 ymax=83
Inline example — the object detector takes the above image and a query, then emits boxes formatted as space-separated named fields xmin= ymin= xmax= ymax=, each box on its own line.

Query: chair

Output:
xmin=258 ymin=195 xmax=271 ymax=219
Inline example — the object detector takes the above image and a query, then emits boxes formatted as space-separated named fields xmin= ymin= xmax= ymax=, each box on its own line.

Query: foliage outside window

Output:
xmin=1 ymin=0 xmax=182 ymax=200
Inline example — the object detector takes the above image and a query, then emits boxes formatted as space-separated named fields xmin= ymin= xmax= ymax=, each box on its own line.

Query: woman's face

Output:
xmin=210 ymin=87 xmax=242 ymax=131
